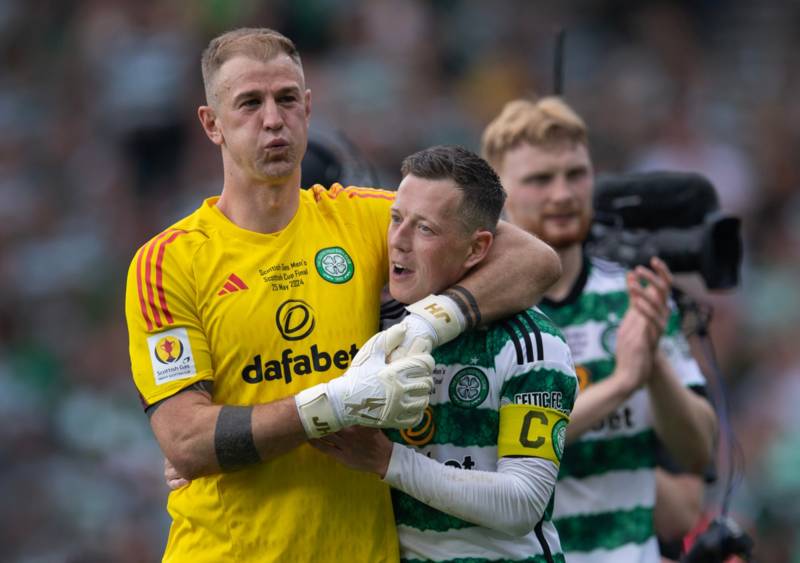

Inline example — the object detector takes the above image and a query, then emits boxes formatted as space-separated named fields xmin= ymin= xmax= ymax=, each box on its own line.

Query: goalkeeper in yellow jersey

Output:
xmin=126 ymin=27 xmax=561 ymax=563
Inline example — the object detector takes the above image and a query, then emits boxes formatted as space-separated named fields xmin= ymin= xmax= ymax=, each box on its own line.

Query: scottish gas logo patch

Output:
xmin=315 ymin=247 xmax=354 ymax=284
xmin=147 ymin=327 xmax=195 ymax=385
xmin=449 ymin=367 xmax=489 ymax=408
xmin=154 ymin=336 xmax=183 ymax=364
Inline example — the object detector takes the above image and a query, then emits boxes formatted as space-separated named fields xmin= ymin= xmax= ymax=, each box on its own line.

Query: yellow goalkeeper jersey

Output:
xmin=125 ymin=185 xmax=397 ymax=563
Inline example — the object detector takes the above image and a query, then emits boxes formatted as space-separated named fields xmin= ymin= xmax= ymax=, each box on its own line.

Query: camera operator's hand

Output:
xmin=627 ymin=257 xmax=672 ymax=344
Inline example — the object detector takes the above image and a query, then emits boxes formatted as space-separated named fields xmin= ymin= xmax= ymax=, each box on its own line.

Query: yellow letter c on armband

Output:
xmin=498 ymin=404 xmax=569 ymax=464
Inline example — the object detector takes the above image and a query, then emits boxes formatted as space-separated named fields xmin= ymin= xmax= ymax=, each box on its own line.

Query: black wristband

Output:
xmin=215 ymin=405 xmax=261 ymax=471
xmin=444 ymin=285 xmax=481 ymax=328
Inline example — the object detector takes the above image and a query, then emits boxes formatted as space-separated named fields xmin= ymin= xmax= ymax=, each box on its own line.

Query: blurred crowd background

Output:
xmin=1 ymin=0 xmax=798 ymax=561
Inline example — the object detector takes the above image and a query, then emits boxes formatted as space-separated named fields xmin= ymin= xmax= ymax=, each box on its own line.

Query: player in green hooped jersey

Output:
xmin=313 ymin=144 xmax=581 ymax=563
xmin=481 ymin=97 xmax=718 ymax=563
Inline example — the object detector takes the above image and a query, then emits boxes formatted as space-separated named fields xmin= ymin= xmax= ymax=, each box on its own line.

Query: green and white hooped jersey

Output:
xmin=383 ymin=306 xmax=578 ymax=563
xmin=539 ymin=256 xmax=705 ymax=563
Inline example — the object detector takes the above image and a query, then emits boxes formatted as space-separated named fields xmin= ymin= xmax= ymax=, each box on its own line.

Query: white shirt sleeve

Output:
xmin=383 ymin=443 xmax=558 ymax=537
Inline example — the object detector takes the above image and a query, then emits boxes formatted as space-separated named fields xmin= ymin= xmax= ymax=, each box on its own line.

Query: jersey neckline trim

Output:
xmin=200 ymin=194 xmax=310 ymax=245
xmin=541 ymin=253 xmax=590 ymax=309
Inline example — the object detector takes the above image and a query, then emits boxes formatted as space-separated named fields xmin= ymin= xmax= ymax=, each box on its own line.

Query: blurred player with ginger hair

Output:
xmin=481 ymin=97 xmax=717 ymax=563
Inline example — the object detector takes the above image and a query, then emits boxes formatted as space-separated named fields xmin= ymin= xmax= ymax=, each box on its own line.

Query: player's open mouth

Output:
xmin=392 ymin=262 xmax=413 ymax=276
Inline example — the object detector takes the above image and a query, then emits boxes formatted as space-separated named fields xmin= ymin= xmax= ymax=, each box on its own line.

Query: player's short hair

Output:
xmin=201 ymin=27 xmax=303 ymax=106
xmin=401 ymin=145 xmax=506 ymax=234
xmin=481 ymin=97 xmax=588 ymax=171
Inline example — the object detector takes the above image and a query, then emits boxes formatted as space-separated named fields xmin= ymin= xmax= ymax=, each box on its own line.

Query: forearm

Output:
xmin=647 ymin=359 xmax=717 ymax=473
xmin=152 ymin=393 xmax=307 ymax=479
xmin=154 ymin=323 xmax=434 ymax=479
xmin=565 ymin=373 xmax=635 ymax=443
xmin=654 ymin=469 xmax=704 ymax=541
xmin=384 ymin=444 xmax=557 ymax=536
xmin=251 ymin=399 xmax=309 ymax=464
xmin=452 ymin=221 xmax=560 ymax=324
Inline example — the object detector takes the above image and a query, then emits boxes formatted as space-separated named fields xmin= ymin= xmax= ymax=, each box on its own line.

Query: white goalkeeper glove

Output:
xmin=295 ymin=323 xmax=434 ymax=438
xmin=388 ymin=294 xmax=468 ymax=361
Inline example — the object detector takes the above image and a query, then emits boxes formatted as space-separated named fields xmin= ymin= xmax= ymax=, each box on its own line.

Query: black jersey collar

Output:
xmin=541 ymin=252 xmax=590 ymax=309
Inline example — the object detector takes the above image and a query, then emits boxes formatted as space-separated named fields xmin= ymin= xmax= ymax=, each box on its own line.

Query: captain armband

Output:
xmin=497 ymin=404 xmax=569 ymax=465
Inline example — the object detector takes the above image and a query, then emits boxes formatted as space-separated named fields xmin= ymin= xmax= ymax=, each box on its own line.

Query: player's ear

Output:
xmin=198 ymin=105 xmax=223 ymax=146
xmin=304 ymin=89 xmax=312 ymax=124
xmin=464 ymin=230 xmax=493 ymax=270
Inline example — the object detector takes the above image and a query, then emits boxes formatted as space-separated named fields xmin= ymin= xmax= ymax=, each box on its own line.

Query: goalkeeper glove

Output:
xmin=295 ymin=323 xmax=434 ymax=438
xmin=388 ymin=294 xmax=467 ymax=361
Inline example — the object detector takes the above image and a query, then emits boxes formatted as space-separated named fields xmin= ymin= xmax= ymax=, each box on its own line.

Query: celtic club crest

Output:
xmin=315 ymin=247 xmax=354 ymax=284
xmin=448 ymin=367 xmax=489 ymax=408
xmin=552 ymin=419 xmax=568 ymax=461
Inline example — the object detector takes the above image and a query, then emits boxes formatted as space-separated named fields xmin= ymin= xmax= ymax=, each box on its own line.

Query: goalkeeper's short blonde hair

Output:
xmin=481 ymin=97 xmax=588 ymax=172
xmin=201 ymin=27 xmax=303 ymax=107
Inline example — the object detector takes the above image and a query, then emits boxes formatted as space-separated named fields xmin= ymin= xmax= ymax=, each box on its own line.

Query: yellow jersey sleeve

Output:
xmin=125 ymin=228 xmax=214 ymax=407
